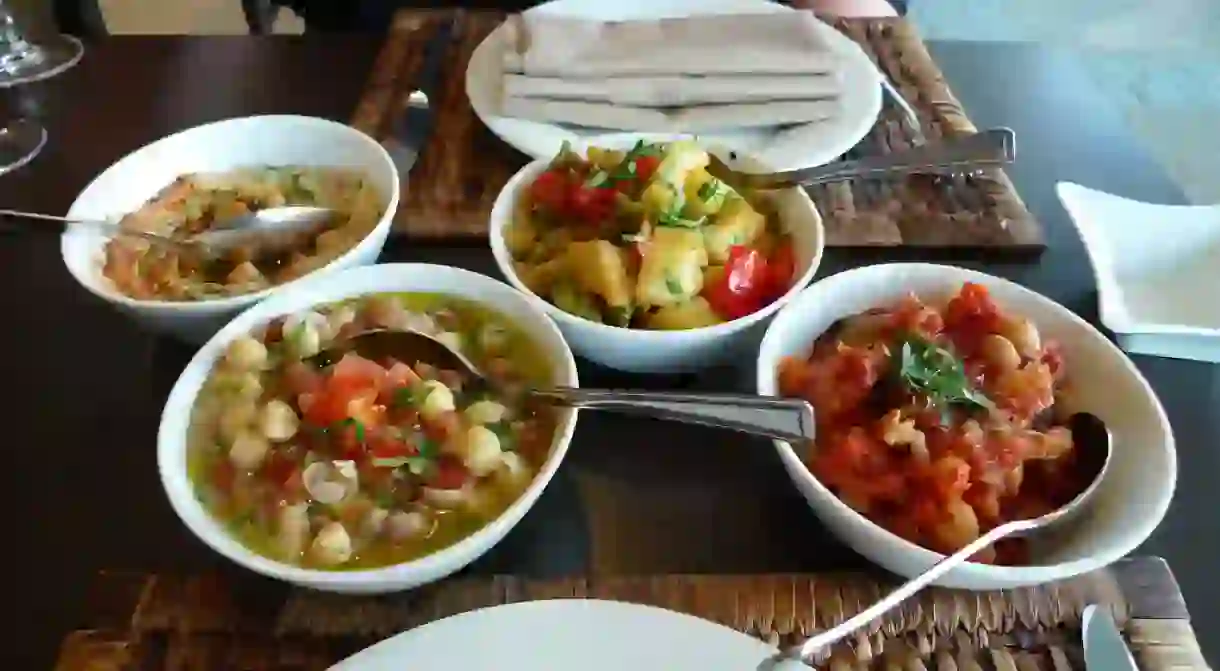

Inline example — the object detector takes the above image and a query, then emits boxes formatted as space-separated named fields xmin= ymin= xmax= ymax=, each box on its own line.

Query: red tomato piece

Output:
xmin=329 ymin=353 xmax=386 ymax=393
xmin=569 ymin=185 xmax=616 ymax=223
xmin=764 ymin=242 xmax=796 ymax=301
xmin=704 ymin=246 xmax=771 ymax=319
xmin=302 ymin=390 xmax=350 ymax=427
xmin=429 ymin=456 xmax=470 ymax=490
xmin=368 ymin=432 xmax=415 ymax=459
xmin=528 ymin=170 xmax=570 ymax=213
xmin=633 ymin=155 xmax=660 ymax=182
xmin=260 ymin=452 xmax=296 ymax=485
xmin=211 ymin=460 xmax=236 ymax=492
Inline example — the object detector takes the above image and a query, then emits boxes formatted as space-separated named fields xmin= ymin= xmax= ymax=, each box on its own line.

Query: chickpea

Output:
xmin=999 ymin=316 xmax=1042 ymax=358
xmin=980 ymin=334 xmax=1022 ymax=370
xmin=224 ymin=336 xmax=268 ymax=372
xmin=258 ymin=399 xmax=300 ymax=442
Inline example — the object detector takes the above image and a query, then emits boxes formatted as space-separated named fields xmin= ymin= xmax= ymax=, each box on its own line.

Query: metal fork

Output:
xmin=706 ymin=127 xmax=1015 ymax=191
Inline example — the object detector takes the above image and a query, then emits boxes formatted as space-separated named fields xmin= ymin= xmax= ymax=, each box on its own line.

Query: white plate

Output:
xmin=465 ymin=0 xmax=883 ymax=170
xmin=330 ymin=599 xmax=786 ymax=671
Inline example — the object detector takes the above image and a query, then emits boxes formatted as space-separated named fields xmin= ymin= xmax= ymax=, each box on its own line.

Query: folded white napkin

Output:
xmin=496 ymin=12 xmax=845 ymax=131
xmin=499 ymin=98 xmax=839 ymax=133
xmin=503 ymin=73 xmax=841 ymax=108
xmin=501 ymin=12 xmax=839 ymax=77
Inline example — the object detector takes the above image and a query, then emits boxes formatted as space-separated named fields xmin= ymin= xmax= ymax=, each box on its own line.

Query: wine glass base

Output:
xmin=0 ymin=34 xmax=83 ymax=88
xmin=0 ymin=117 xmax=46 ymax=175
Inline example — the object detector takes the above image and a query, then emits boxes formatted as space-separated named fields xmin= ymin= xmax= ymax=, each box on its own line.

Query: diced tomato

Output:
xmin=568 ymin=185 xmax=616 ymax=223
xmin=704 ymin=246 xmax=771 ymax=320
xmin=331 ymin=422 xmax=365 ymax=460
xmin=346 ymin=391 xmax=386 ymax=428
xmin=210 ymin=460 xmax=236 ymax=492
xmin=329 ymin=354 xmax=386 ymax=393
xmin=260 ymin=453 xmax=293 ymax=484
xmin=528 ymin=170 xmax=570 ymax=213
xmin=368 ymin=432 xmax=414 ymax=460
xmin=383 ymin=361 xmax=419 ymax=393
xmin=764 ymin=242 xmax=796 ymax=301
xmin=633 ymin=155 xmax=660 ymax=183
xmin=302 ymin=390 xmax=351 ymax=426
xmin=429 ymin=456 xmax=470 ymax=490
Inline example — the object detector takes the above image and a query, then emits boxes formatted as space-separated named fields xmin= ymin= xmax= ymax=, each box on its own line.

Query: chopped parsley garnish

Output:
xmin=898 ymin=337 xmax=994 ymax=424
xmin=337 ymin=418 xmax=366 ymax=443
xmin=403 ymin=437 xmax=439 ymax=475
xmin=392 ymin=385 xmax=423 ymax=408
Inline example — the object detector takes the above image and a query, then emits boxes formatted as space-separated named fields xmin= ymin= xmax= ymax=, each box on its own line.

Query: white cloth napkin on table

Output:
xmin=495 ymin=12 xmax=844 ymax=132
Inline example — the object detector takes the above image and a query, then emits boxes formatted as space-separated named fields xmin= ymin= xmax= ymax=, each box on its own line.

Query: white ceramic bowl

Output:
xmin=489 ymin=142 xmax=825 ymax=373
xmin=61 ymin=115 xmax=401 ymax=344
xmin=158 ymin=264 xmax=580 ymax=594
xmin=756 ymin=263 xmax=1177 ymax=589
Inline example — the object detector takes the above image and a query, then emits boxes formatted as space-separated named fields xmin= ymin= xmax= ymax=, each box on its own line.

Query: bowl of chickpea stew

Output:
xmin=159 ymin=264 xmax=579 ymax=593
xmin=757 ymin=263 xmax=1176 ymax=590
xmin=490 ymin=138 xmax=823 ymax=373
xmin=61 ymin=115 xmax=399 ymax=344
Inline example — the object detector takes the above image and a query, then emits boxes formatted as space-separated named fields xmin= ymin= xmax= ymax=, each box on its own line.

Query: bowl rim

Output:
xmin=59 ymin=114 xmax=401 ymax=313
xmin=756 ymin=262 xmax=1178 ymax=582
xmin=488 ymin=154 xmax=826 ymax=340
xmin=156 ymin=263 xmax=580 ymax=586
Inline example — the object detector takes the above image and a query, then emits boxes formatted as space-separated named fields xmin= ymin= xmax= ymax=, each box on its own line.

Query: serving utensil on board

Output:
xmin=706 ymin=127 xmax=1015 ymax=191
xmin=380 ymin=17 xmax=457 ymax=176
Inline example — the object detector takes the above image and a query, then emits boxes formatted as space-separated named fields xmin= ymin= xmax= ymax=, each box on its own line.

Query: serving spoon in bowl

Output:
xmin=0 ymin=205 xmax=336 ymax=257
xmin=760 ymin=410 xmax=1113 ymax=670
xmin=306 ymin=327 xmax=817 ymax=444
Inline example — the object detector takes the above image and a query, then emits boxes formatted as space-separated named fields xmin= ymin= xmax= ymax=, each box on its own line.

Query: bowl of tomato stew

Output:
xmin=757 ymin=263 xmax=1176 ymax=589
xmin=490 ymin=138 xmax=823 ymax=373
xmin=159 ymin=264 xmax=578 ymax=593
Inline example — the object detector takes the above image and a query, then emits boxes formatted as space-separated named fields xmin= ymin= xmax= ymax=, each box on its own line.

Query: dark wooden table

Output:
xmin=0 ymin=37 xmax=1215 ymax=669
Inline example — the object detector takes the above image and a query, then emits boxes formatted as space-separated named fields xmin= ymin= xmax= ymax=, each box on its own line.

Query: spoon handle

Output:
xmin=530 ymin=388 xmax=815 ymax=443
xmin=769 ymin=516 xmax=1039 ymax=667
xmin=0 ymin=208 xmax=171 ymax=247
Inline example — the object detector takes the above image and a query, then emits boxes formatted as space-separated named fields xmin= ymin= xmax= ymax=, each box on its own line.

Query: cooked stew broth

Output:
xmin=188 ymin=293 xmax=558 ymax=569
xmin=103 ymin=166 xmax=384 ymax=301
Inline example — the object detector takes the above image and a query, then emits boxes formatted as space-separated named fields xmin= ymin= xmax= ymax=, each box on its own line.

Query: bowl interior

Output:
xmin=61 ymin=115 xmax=399 ymax=311
xmin=157 ymin=263 xmax=579 ymax=586
xmin=488 ymin=142 xmax=825 ymax=341
xmin=757 ymin=263 xmax=1176 ymax=582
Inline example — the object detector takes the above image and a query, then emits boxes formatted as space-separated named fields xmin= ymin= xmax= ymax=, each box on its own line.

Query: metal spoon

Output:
xmin=761 ymin=410 xmax=1113 ymax=670
xmin=307 ymin=328 xmax=816 ymax=444
xmin=0 ymin=205 xmax=335 ymax=257
xmin=706 ymin=128 xmax=1016 ymax=191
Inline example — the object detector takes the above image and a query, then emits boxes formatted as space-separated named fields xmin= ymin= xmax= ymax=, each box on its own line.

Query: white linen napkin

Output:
xmin=495 ymin=12 xmax=844 ymax=131
xmin=501 ymin=12 xmax=839 ymax=77
xmin=499 ymin=98 xmax=839 ymax=132
xmin=503 ymin=74 xmax=841 ymax=108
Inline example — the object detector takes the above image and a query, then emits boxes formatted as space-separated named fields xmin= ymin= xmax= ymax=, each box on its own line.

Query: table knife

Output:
xmin=1082 ymin=604 xmax=1140 ymax=671
xmin=381 ymin=17 xmax=457 ymax=175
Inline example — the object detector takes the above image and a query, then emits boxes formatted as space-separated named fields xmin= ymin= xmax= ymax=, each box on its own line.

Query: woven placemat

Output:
xmin=349 ymin=9 xmax=1042 ymax=251
xmin=53 ymin=557 xmax=1206 ymax=670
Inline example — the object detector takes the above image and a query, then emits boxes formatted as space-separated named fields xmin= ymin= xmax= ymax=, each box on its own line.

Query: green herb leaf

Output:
xmin=335 ymin=418 xmax=365 ymax=443
xmin=392 ymin=385 xmax=423 ymax=408
xmin=371 ymin=456 xmax=411 ymax=468
xmin=897 ymin=337 xmax=994 ymax=425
